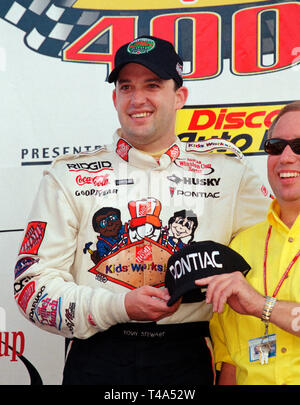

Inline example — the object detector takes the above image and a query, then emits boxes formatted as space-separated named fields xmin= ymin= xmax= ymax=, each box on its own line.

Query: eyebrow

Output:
xmin=117 ymin=78 xmax=163 ymax=85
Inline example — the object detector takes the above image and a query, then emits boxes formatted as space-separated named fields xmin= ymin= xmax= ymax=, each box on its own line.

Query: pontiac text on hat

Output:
xmin=169 ymin=250 xmax=223 ymax=280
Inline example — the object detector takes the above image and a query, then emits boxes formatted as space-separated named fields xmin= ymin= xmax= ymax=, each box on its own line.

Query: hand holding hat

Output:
xmin=165 ymin=241 xmax=250 ymax=307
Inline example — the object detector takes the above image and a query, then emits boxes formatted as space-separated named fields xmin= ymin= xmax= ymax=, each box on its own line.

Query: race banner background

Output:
xmin=1 ymin=0 xmax=300 ymax=384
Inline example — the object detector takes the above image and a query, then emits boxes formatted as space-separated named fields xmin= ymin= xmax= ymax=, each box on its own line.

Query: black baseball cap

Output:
xmin=108 ymin=36 xmax=183 ymax=87
xmin=165 ymin=241 xmax=251 ymax=306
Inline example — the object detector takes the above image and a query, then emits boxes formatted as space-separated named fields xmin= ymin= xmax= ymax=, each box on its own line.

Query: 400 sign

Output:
xmin=63 ymin=2 xmax=300 ymax=80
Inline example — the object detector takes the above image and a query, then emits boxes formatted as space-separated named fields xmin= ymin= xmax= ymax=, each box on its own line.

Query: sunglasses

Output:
xmin=264 ymin=138 xmax=300 ymax=155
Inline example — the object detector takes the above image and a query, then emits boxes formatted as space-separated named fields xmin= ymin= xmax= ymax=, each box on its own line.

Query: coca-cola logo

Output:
xmin=76 ymin=174 xmax=110 ymax=187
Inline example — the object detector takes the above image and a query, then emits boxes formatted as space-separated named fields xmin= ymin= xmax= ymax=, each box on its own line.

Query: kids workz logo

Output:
xmin=2 ymin=1 xmax=300 ymax=81
xmin=176 ymin=101 xmax=286 ymax=156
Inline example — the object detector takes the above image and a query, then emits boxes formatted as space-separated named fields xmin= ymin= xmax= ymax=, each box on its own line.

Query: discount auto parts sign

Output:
xmin=176 ymin=101 xmax=286 ymax=155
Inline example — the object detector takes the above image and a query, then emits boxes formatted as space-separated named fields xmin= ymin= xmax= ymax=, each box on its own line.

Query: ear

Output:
xmin=175 ymin=86 xmax=188 ymax=110
xmin=112 ymin=88 xmax=117 ymax=109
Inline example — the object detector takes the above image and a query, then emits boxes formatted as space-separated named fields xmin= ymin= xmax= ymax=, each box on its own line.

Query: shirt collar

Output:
xmin=113 ymin=131 xmax=182 ymax=169
xmin=267 ymin=198 xmax=300 ymax=233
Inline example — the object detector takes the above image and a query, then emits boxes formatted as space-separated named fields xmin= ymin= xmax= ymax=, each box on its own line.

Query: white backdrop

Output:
xmin=0 ymin=14 xmax=118 ymax=385
xmin=1 ymin=0 xmax=300 ymax=385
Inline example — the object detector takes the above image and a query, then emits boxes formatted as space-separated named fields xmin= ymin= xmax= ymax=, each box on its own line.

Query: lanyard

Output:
xmin=264 ymin=225 xmax=300 ymax=297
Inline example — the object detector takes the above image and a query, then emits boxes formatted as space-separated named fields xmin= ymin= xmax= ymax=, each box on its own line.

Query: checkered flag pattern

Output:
xmin=0 ymin=0 xmax=105 ymax=58
xmin=0 ymin=0 xmax=276 ymax=60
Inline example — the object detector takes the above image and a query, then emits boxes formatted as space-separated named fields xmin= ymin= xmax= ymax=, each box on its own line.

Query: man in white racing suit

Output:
xmin=14 ymin=36 xmax=270 ymax=385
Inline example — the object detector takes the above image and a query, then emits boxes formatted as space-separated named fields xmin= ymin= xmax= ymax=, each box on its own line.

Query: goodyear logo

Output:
xmin=176 ymin=102 xmax=287 ymax=155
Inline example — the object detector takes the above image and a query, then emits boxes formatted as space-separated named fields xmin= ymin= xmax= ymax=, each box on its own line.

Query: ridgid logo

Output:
xmin=2 ymin=1 xmax=300 ymax=81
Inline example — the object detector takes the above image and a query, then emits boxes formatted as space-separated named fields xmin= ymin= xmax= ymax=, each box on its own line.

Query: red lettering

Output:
xmin=187 ymin=108 xmax=280 ymax=131
xmin=17 ymin=281 xmax=35 ymax=313
xmin=188 ymin=110 xmax=216 ymax=130
xmin=63 ymin=16 xmax=137 ymax=69
xmin=0 ymin=331 xmax=25 ymax=362
xmin=76 ymin=174 xmax=109 ymax=187
xmin=245 ymin=111 xmax=266 ymax=128
xmin=215 ymin=109 xmax=227 ymax=130
xmin=151 ymin=12 xmax=220 ymax=79
xmin=223 ymin=112 xmax=246 ymax=129
xmin=11 ymin=332 xmax=25 ymax=362
xmin=264 ymin=109 xmax=280 ymax=128
xmin=0 ymin=332 xmax=9 ymax=357
xmin=61 ymin=5 xmax=300 ymax=79
xmin=233 ymin=3 xmax=300 ymax=74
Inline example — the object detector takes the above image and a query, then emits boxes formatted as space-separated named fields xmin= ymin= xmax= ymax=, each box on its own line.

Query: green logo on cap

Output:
xmin=127 ymin=38 xmax=155 ymax=55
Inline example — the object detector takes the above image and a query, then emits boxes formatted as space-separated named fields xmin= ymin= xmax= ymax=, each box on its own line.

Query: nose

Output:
xmin=130 ymin=89 xmax=146 ymax=106
xmin=279 ymin=144 xmax=297 ymax=163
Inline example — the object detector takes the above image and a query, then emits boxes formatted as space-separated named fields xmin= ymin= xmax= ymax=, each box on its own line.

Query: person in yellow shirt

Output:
xmin=196 ymin=100 xmax=300 ymax=385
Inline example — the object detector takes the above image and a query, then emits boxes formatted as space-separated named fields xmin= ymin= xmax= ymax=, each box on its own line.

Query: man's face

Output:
xmin=267 ymin=111 xmax=300 ymax=207
xmin=112 ymin=63 xmax=187 ymax=151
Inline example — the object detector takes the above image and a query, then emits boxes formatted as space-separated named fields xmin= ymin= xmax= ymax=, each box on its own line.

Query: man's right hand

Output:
xmin=125 ymin=286 xmax=181 ymax=322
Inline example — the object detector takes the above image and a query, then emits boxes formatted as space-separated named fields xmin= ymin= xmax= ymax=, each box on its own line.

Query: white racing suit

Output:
xmin=14 ymin=133 xmax=270 ymax=340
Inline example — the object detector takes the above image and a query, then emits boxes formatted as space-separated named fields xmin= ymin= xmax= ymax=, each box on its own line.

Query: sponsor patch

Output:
xmin=67 ymin=161 xmax=112 ymax=172
xmin=14 ymin=257 xmax=39 ymax=279
xmin=176 ymin=62 xmax=183 ymax=77
xmin=37 ymin=296 xmax=62 ymax=329
xmin=14 ymin=276 xmax=34 ymax=297
xmin=17 ymin=281 xmax=35 ymax=313
xmin=174 ymin=158 xmax=214 ymax=174
xmin=115 ymin=178 xmax=134 ymax=186
xmin=65 ymin=302 xmax=76 ymax=334
xmin=76 ymin=173 xmax=110 ymax=186
xmin=127 ymin=38 xmax=155 ymax=54
xmin=19 ymin=222 xmax=47 ymax=256
xmin=166 ymin=144 xmax=180 ymax=162
xmin=116 ymin=139 xmax=132 ymax=162
xmin=186 ymin=139 xmax=244 ymax=160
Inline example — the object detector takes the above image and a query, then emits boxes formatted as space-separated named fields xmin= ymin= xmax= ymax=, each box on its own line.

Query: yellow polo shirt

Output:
xmin=210 ymin=199 xmax=300 ymax=385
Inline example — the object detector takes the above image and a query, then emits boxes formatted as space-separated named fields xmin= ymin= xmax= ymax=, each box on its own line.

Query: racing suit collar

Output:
xmin=113 ymin=131 xmax=182 ymax=170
